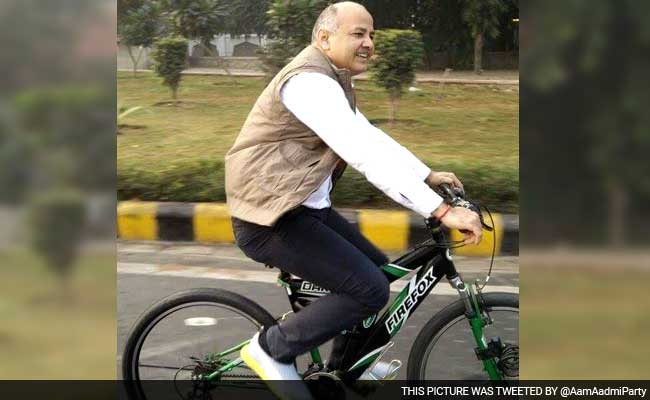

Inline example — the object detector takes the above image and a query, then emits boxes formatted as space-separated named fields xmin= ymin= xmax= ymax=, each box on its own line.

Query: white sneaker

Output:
xmin=240 ymin=332 xmax=313 ymax=400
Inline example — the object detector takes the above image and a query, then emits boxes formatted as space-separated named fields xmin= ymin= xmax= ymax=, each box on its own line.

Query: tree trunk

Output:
xmin=172 ymin=86 xmax=178 ymax=104
xmin=135 ymin=47 xmax=144 ymax=74
xmin=389 ymin=94 xmax=399 ymax=126
xmin=126 ymin=46 xmax=138 ymax=77
xmin=473 ymin=33 xmax=483 ymax=75
xmin=607 ymin=179 xmax=626 ymax=247
xmin=58 ymin=270 xmax=74 ymax=303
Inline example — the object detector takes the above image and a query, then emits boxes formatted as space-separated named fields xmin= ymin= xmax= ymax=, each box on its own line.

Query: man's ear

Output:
xmin=318 ymin=30 xmax=330 ymax=50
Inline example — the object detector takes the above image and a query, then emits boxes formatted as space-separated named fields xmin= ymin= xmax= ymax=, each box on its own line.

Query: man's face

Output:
xmin=322 ymin=7 xmax=374 ymax=76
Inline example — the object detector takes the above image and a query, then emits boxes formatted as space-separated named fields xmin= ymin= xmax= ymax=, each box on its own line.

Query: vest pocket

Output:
xmin=256 ymin=174 xmax=282 ymax=193
xmin=256 ymin=166 xmax=317 ymax=195
xmin=278 ymin=141 xmax=322 ymax=169
xmin=254 ymin=141 xmax=323 ymax=195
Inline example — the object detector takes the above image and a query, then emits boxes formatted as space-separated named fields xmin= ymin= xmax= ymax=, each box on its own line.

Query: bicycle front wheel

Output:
xmin=121 ymin=288 xmax=276 ymax=399
xmin=407 ymin=292 xmax=519 ymax=380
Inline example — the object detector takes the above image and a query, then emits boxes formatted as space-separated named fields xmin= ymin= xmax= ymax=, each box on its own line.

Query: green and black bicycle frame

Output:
xmin=277 ymin=218 xmax=505 ymax=381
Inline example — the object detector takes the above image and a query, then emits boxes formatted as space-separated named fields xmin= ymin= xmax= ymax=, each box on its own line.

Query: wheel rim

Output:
xmin=129 ymin=301 xmax=263 ymax=383
xmin=418 ymin=306 xmax=519 ymax=380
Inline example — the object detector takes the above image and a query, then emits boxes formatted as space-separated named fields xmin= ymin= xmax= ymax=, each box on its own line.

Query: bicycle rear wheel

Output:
xmin=122 ymin=288 xmax=276 ymax=400
xmin=407 ymin=292 xmax=519 ymax=380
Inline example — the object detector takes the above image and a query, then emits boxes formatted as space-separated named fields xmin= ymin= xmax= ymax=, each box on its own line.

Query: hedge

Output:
xmin=118 ymin=159 xmax=518 ymax=213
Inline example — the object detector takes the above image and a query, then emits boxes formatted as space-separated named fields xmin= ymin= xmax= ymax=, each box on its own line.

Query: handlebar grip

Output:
xmin=438 ymin=183 xmax=458 ymax=202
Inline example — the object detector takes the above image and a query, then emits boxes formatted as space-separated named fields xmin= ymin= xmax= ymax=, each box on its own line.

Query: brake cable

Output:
xmin=421 ymin=183 xmax=498 ymax=290
xmin=476 ymin=204 xmax=496 ymax=291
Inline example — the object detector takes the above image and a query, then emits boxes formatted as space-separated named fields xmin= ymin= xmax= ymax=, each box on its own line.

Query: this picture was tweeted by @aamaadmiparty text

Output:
xmin=399 ymin=383 xmax=648 ymax=399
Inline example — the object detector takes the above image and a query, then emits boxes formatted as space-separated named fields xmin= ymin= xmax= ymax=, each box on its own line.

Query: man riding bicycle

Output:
xmin=225 ymin=0 xmax=482 ymax=390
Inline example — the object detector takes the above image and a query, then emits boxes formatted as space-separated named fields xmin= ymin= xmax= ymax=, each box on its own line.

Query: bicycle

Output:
xmin=121 ymin=184 xmax=519 ymax=399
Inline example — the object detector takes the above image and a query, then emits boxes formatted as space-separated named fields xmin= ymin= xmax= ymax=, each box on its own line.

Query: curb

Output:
xmin=117 ymin=202 xmax=518 ymax=256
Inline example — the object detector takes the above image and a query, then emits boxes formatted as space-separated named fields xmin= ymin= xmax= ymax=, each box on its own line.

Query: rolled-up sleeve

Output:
xmin=355 ymin=108 xmax=432 ymax=181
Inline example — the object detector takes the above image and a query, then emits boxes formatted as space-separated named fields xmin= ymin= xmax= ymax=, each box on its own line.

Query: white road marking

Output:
xmin=118 ymin=262 xmax=519 ymax=295
xmin=136 ymin=339 xmax=205 ymax=361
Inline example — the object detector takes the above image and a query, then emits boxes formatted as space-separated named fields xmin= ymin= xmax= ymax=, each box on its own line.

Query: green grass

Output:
xmin=521 ymin=267 xmax=650 ymax=379
xmin=118 ymin=71 xmax=519 ymax=211
xmin=0 ymin=249 xmax=116 ymax=379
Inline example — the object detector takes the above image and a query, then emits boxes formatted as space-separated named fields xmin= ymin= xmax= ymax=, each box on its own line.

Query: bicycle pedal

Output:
xmin=358 ymin=360 xmax=402 ymax=380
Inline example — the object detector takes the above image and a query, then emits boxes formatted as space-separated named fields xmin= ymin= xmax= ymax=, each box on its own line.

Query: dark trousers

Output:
xmin=231 ymin=207 xmax=390 ymax=363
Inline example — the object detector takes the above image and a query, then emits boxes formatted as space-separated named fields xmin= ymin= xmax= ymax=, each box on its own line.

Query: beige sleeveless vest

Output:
xmin=225 ymin=45 xmax=355 ymax=226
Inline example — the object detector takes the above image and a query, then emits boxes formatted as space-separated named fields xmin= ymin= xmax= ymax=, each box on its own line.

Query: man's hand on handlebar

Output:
xmin=425 ymin=171 xmax=464 ymax=193
xmin=431 ymin=202 xmax=483 ymax=246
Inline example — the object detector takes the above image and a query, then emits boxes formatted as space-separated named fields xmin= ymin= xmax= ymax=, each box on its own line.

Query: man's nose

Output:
xmin=363 ymin=36 xmax=374 ymax=50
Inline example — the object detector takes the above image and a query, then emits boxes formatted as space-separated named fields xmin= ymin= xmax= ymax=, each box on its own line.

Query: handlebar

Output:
xmin=437 ymin=183 xmax=465 ymax=204
xmin=429 ymin=183 xmax=493 ymax=232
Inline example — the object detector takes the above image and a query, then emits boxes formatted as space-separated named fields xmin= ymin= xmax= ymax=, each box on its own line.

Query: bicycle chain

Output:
xmin=196 ymin=372 xmax=259 ymax=379
xmin=218 ymin=373 xmax=259 ymax=378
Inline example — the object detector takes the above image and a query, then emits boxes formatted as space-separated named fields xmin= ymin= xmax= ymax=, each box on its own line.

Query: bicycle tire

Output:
xmin=406 ymin=292 xmax=519 ymax=380
xmin=122 ymin=288 xmax=277 ymax=399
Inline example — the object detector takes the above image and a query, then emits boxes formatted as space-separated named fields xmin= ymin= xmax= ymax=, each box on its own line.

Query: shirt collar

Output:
xmin=309 ymin=45 xmax=353 ymax=87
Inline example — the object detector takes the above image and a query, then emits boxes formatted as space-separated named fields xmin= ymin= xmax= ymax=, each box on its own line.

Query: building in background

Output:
xmin=118 ymin=33 xmax=267 ymax=71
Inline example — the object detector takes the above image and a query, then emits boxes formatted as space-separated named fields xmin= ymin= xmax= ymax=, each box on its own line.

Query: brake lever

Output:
xmin=436 ymin=184 xmax=493 ymax=231
xmin=452 ymin=198 xmax=494 ymax=232
xmin=437 ymin=183 xmax=465 ymax=201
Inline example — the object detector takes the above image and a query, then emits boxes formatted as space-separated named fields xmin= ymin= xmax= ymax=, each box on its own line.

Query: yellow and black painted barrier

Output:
xmin=118 ymin=201 xmax=518 ymax=256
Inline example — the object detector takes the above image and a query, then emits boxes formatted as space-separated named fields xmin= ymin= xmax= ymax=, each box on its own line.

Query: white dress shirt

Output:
xmin=280 ymin=72 xmax=443 ymax=218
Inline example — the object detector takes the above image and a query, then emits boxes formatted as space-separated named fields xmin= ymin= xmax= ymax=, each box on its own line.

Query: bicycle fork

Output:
xmin=448 ymin=275 xmax=503 ymax=380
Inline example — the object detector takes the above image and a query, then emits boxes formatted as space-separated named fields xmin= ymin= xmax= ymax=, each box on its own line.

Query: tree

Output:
xmin=14 ymin=85 xmax=116 ymax=191
xmin=260 ymin=0 xmax=331 ymax=77
xmin=228 ymin=0 xmax=271 ymax=43
xmin=461 ymin=0 xmax=507 ymax=74
xmin=119 ymin=2 xmax=161 ymax=76
xmin=418 ymin=0 xmax=473 ymax=69
xmin=151 ymin=36 xmax=189 ymax=102
xmin=358 ymin=0 xmax=471 ymax=69
xmin=369 ymin=29 xmax=424 ymax=123
xmin=523 ymin=0 xmax=650 ymax=246
xmin=28 ymin=189 xmax=85 ymax=291
xmin=160 ymin=0 xmax=227 ymax=56
xmin=118 ymin=0 xmax=145 ymax=23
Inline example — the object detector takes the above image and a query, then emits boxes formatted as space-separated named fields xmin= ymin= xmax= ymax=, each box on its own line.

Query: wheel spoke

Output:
xmin=408 ymin=294 xmax=519 ymax=380
xmin=138 ymin=363 xmax=193 ymax=371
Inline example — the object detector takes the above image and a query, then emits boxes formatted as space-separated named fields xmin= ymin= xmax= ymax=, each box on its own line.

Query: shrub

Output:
xmin=151 ymin=36 xmax=189 ymax=101
xmin=118 ymin=159 xmax=226 ymax=202
xmin=14 ymin=85 xmax=115 ymax=191
xmin=28 ymin=189 xmax=85 ymax=282
xmin=118 ymin=159 xmax=518 ymax=213
xmin=370 ymin=30 xmax=424 ymax=123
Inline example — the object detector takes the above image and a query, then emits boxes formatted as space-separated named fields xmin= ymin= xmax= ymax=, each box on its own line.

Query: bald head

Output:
xmin=311 ymin=2 xmax=370 ymax=44
xmin=311 ymin=1 xmax=374 ymax=75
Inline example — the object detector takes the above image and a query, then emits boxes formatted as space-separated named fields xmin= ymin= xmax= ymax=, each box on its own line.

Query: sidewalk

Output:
xmin=118 ymin=68 xmax=519 ymax=85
